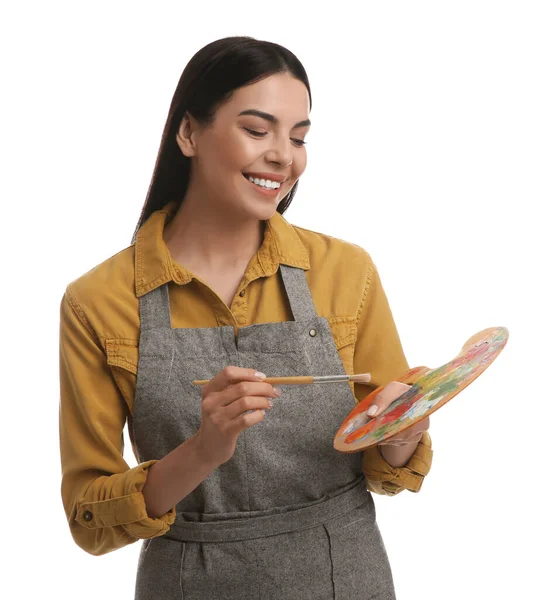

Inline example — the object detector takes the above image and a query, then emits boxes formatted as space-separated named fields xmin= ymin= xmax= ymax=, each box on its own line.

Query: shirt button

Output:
xmin=309 ymin=329 xmax=317 ymax=337
xmin=239 ymin=290 xmax=246 ymax=297
xmin=83 ymin=510 xmax=93 ymax=522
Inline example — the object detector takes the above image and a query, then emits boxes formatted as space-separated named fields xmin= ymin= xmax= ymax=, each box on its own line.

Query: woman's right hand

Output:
xmin=194 ymin=366 xmax=280 ymax=467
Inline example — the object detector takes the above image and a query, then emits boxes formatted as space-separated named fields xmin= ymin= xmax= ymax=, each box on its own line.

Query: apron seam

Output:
xmin=237 ymin=341 xmax=253 ymax=513
xmin=178 ymin=541 xmax=186 ymax=600
xmin=323 ymin=523 xmax=336 ymax=598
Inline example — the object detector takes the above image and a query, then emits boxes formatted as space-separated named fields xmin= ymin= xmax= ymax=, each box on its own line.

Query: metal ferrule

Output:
xmin=312 ymin=375 xmax=351 ymax=383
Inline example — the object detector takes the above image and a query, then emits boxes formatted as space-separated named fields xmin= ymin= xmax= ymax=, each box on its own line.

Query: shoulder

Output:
xmin=292 ymin=225 xmax=372 ymax=265
xmin=293 ymin=223 xmax=375 ymax=282
xmin=62 ymin=245 xmax=139 ymax=341
xmin=291 ymin=223 xmax=376 ymax=315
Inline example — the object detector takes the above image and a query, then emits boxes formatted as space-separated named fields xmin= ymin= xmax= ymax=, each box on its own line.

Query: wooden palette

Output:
xmin=334 ymin=326 xmax=509 ymax=452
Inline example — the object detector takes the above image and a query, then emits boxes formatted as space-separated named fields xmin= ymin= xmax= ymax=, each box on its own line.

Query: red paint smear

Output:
xmin=346 ymin=393 xmax=418 ymax=444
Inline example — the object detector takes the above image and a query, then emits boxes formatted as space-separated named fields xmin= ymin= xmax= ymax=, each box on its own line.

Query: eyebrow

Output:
xmin=238 ymin=109 xmax=311 ymax=129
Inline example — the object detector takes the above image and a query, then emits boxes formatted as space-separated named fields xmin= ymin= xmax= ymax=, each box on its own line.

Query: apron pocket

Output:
xmin=180 ymin=539 xmax=261 ymax=600
xmin=322 ymin=500 xmax=396 ymax=599
xmin=135 ymin=537 xmax=185 ymax=600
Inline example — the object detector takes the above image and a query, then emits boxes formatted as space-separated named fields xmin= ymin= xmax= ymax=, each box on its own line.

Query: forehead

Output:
xmin=218 ymin=72 xmax=310 ymax=120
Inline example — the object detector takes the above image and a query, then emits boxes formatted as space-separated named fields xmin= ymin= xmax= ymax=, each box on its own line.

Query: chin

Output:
xmin=246 ymin=201 xmax=279 ymax=221
xmin=235 ymin=185 xmax=283 ymax=220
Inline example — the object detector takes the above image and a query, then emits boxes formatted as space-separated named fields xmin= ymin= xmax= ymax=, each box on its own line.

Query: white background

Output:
xmin=1 ymin=1 xmax=546 ymax=598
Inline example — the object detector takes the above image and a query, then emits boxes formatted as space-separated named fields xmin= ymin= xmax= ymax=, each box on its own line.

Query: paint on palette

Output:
xmin=334 ymin=327 xmax=509 ymax=452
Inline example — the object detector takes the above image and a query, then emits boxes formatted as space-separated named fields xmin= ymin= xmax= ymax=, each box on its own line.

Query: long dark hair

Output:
xmin=131 ymin=36 xmax=312 ymax=243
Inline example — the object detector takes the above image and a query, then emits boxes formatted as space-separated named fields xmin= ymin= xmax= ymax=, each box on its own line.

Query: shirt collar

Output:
xmin=134 ymin=201 xmax=310 ymax=298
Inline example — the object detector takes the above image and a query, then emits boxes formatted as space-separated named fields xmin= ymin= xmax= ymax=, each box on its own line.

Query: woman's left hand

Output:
xmin=366 ymin=381 xmax=430 ymax=447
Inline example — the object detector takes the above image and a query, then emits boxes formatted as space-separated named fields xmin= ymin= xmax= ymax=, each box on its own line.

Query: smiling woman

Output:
xmin=59 ymin=35 xmax=433 ymax=600
xmin=131 ymin=37 xmax=313 ymax=239
xmin=167 ymin=72 xmax=310 ymax=229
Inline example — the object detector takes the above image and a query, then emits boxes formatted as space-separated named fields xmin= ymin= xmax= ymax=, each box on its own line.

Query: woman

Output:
xmin=59 ymin=36 xmax=433 ymax=599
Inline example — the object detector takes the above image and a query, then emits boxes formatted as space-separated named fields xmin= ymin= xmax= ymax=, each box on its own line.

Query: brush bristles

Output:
xmin=351 ymin=373 xmax=372 ymax=384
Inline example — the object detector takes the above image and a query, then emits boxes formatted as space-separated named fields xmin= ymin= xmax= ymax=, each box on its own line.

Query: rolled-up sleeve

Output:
xmin=362 ymin=431 xmax=433 ymax=495
xmin=352 ymin=259 xmax=434 ymax=496
xmin=59 ymin=287 xmax=175 ymax=556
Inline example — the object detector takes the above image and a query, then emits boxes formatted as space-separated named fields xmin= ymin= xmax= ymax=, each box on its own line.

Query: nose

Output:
xmin=265 ymin=135 xmax=293 ymax=168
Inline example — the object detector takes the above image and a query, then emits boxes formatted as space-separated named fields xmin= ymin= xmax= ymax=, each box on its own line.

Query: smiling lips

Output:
xmin=243 ymin=172 xmax=287 ymax=183
xmin=243 ymin=172 xmax=286 ymax=191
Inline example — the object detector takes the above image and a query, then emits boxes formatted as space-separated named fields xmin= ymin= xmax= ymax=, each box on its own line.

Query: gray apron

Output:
xmin=132 ymin=265 xmax=396 ymax=599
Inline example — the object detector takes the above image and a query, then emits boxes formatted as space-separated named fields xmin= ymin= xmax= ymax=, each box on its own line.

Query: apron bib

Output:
xmin=132 ymin=265 xmax=396 ymax=599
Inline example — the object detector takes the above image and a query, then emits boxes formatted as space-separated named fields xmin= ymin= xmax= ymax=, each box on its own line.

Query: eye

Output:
xmin=291 ymin=138 xmax=307 ymax=147
xmin=243 ymin=127 xmax=267 ymax=138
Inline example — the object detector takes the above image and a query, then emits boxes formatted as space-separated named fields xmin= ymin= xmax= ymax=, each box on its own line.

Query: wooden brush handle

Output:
xmin=193 ymin=375 xmax=315 ymax=386
xmin=263 ymin=376 xmax=315 ymax=385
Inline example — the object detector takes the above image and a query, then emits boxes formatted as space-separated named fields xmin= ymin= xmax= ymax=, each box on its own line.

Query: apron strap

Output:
xmin=279 ymin=265 xmax=319 ymax=323
xmin=139 ymin=266 xmax=318 ymax=330
xmin=139 ymin=284 xmax=172 ymax=331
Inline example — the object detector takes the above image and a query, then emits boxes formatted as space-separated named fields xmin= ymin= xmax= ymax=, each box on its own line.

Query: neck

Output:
xmin=163 ymin=192 xmax=265 ymax=275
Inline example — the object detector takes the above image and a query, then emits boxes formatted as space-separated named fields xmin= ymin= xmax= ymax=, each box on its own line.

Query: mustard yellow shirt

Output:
xmin=59 ymin=202 xmax=433 ymax=556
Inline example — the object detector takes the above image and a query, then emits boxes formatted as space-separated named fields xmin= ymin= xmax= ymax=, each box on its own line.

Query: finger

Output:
xmin=202 ymin=366 xmax=267 ymax=395
xmin=381 ymin=423 xmax=428 ymax=445
xmin=219 ymin=381 xmax=279 ymax=409
xmin=224 ymin=394 xmax=273 ymax=421
xmin=226 ymin=405 xmax=267 ymax=435
xmin=366 ymin=381 xmax=411 ymax=417
xmin=378 ymin=433 xmax=423 ymax=447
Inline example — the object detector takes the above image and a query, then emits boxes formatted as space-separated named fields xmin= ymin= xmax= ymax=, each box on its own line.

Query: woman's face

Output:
xmin=178 ymin=72 xmax=310 ymax=220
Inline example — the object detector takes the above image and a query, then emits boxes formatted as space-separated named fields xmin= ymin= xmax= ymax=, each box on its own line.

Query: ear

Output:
xmin=176 ymin=112 xmax=197 ymax=157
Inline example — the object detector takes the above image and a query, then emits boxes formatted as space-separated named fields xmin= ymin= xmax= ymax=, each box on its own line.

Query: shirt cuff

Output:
xmin=75 ymin=460 xmax=176 ymax=539
xmin=362 ymin=431 xmax=433 ymax=496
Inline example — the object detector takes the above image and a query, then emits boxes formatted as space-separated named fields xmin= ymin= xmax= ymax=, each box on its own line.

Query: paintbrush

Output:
xmin=193 ymin=373 xmax=372 ymax=386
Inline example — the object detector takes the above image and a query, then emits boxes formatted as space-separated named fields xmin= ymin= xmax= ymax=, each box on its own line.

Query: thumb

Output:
xmin=366 ymin=381 xmax=411 ymax=416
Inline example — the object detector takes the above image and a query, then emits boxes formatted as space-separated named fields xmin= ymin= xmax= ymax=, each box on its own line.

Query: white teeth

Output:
xmin=246 ymin=175 xmax=281 ymax=189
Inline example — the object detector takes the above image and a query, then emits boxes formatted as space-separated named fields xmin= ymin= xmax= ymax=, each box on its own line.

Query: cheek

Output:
xmin=294 ymin=150 xmax=307 ymax=178
xmin=230 ymin=141 xmax=267 ymax=178
xmin=233 ymin=138 xmax=262 ymax=165
xmin=205 ymin=131 xmax=253 ymax=172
